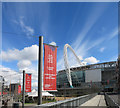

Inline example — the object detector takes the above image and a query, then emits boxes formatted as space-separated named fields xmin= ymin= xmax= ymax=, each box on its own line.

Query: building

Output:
xmin=0 ymin=76 xmax=3 ymax=106
xmin=10 ymin=83 xmax=21 ymax=96
xmin=55 ymin=61 xmax=117 ymax=96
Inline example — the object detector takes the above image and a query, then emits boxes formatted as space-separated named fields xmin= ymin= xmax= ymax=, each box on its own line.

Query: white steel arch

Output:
xmin=64 ymin=44 xmax=83 ymax=88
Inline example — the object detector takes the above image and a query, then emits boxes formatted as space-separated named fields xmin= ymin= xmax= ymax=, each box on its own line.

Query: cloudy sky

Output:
xmin=1 ymin=2 xmax=118 ymax=89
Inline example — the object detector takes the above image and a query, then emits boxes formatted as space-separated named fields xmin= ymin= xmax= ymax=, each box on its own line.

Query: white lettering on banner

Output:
xmin=45 ymin=74 xmax=55 ymax=76
xmin=45 ymin=84 xmax=51 ymax=88
xmin=46 ymin=77 xmax=55 ymax=79
xmin=27 ymin=79 xmax=30 ymax=81
xmin=48 ymin=54 xmax=53 ymax=63
xmin=47 ymin=67 xmax=54 ymax=70
xmin=45 ymin=73 xmax=55 ymax=79
xmin=28 ymin=77 xmax=30 ymax=79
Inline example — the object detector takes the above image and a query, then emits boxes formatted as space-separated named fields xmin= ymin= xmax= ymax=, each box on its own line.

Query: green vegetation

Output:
xmin=25 ymin=103 xmax=36 ymax=104
xmin=42 ymin=100 xmax=56 ymax=104
xmin=25 ymin=100 xmax=56 ymax=105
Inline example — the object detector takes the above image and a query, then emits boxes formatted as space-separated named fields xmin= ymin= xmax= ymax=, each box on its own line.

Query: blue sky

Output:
xmin=1 ymin=2 xmax=118 ymax=87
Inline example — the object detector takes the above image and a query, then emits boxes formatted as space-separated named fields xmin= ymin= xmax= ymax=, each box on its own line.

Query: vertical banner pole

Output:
xmin=22 ymin=70 xmax=25 ymax=108
xmin=9 ymin=81 xmax=11 ymax=97
xmin=38 ymin=36 xmax=43 ymax=105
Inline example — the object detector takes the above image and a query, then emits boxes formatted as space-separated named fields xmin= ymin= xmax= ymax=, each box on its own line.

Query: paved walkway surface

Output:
xmin=109 ymin=95 xmax=120 ymax=106
xmin=80 ymin=95 xmax=106 ymax=107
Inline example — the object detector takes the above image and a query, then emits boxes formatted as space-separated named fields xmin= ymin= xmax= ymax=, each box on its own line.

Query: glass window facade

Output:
xmin=57 ymin=70 xmax=85 ymax=88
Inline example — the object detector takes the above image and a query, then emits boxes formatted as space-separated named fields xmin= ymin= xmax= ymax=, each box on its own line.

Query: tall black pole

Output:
xmin=38 ymin=36 xmax=43 ymax=105
xmin=22 ymin=70 xmax=25 ymax=108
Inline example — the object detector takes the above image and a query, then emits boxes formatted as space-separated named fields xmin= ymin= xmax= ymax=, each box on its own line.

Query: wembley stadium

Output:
xmin=48 ymin=44 xmax=118 ymax=97
xmin=55 ymin=61 xmax=117 ymax=97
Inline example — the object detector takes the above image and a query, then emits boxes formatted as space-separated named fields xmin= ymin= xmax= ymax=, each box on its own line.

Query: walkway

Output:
xmin=80 ymin=95 xmax=107 ymax=107
xmin=109 ymin=95 xmax=120 ymax=105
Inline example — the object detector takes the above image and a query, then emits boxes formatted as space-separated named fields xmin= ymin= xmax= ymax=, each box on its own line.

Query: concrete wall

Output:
xmin=85 ymin=69 xmax=101 ymax=82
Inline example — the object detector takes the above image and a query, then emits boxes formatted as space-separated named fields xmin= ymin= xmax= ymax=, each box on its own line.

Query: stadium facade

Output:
xmin=54 ymin=61 xmax=117 ymax=96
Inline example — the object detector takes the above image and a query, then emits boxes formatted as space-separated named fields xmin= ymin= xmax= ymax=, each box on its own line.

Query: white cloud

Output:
xmin=24 ymin=67 xmax=38 ymax=82
xmin=32 ymin=82 xmax=38 ymax=88
xmin=110 ymin=55 xmax=118 ymax=61
xmin=1 ymin=44 xmax=40 ymax=88
xmin=109 ymin=27 xmax=118 ymax=40
xmin=1 ymin=44 xmax=39 ymax=83
xmin=100 ymin=47 xmax=105 ymax=52
xmin=86 ymin=38 xmax=105 ymax=51
xmin=0 ymin=65 xmax=22 ymax=85
xmin=84 ymin=56 xmax=99 ymax=64
xmin=49 ymin=42 xmax=57 ymax=46
xmin=1 ymin=49 xmax=19 ymax=61
xmin=17 ymin=60 xmax=32 ymax=69
xmin=1 ymin=44 xmax=38 ymax=62
xmin=13 ymin=17 xmax=34 ymax=37
xmin=0 ymin=65 xmax=39 ymax=89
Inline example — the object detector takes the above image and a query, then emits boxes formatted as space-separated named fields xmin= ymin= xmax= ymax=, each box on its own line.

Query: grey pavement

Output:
xmin=109 ymin=94 xmax=120 ymax=106
xmin=79 ymin=95 xmax=107 ymax=107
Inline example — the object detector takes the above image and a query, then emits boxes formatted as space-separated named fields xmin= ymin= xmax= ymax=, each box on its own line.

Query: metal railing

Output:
xmin=105 ymin=93 xmax=119 ymax=108
xmin=35 ymin=93 xmax=97 ymax=108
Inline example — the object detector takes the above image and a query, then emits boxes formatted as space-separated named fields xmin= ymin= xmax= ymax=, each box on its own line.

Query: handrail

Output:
xmin=35 ymin=93 xmax=97 ymax=108
xmin=105 ymin=93 xmax=119 ymax=108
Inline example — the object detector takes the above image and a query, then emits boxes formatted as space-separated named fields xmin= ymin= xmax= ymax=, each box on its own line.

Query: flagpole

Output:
xmin=22 ymin=70 xmax=25 ymax=108
xmin=38 ymin=36 xmax=43 ymax=105
xmin=10 ymin=80 xmax=11 ymax=97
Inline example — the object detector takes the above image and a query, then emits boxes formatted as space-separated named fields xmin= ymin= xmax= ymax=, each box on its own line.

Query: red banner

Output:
xmin=3 ymin=92 xmax=7 ymax=95
xmin=18 ymin=85 xmax=21 ymax=94
xmin=107 ymin=80 xmax=109 ymax=84
xmin=43 ymin=44 xmax=57 ymax=91
xmin=25 ymin=73 xmax=32 ymax=92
